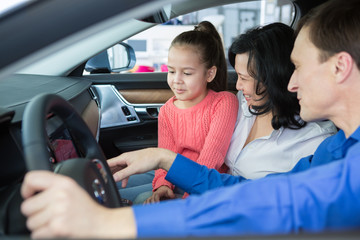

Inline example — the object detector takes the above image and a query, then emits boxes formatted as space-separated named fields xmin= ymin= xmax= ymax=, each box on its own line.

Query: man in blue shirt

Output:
xmin=20 ymin=0 xmax=360 ymax=238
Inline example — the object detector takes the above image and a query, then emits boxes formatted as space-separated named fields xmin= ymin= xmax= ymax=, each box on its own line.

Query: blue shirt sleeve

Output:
xmin=134 ymin=144 xmax=360 ymax=237
xmin=165 ymin=154 xmax=247 ymax=194
xmin=165 ymin=153 xmax=315 ymax=194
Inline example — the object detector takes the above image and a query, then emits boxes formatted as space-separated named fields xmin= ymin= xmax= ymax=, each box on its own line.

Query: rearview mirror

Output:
xmin=85 ymin=42 xmax=136 ymax=74
xmin=139 ymin=4 xmax=172 ymax=23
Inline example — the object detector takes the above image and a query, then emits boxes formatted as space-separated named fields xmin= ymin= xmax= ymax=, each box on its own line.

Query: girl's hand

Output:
xmin=144 ymin=186 xmax=175 ymax=204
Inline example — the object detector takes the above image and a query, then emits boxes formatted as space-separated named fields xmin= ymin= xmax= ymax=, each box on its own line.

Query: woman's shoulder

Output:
xmin=304 ymin=120 xmax=338 ymax=135
xmin=282 ymin=120 xmax=337 ymax=140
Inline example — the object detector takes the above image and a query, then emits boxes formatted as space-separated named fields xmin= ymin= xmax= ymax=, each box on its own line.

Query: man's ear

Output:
xmin=207 ymin=66 xmax=217 ymax=83
xmin=334 ymin=51 xmax=354 ymax=84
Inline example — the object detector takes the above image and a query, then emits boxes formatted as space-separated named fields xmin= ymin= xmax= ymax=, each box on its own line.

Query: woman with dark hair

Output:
xmin=224 ymin=23 xmax=336 ymax=179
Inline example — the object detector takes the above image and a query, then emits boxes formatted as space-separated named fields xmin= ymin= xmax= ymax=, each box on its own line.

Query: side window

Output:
xmin=125 ymin=0 xmax=294 ymax=73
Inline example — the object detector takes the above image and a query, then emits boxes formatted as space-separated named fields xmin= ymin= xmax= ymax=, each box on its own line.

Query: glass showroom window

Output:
xmin=127 ymin=0 xmax=294 ymax=73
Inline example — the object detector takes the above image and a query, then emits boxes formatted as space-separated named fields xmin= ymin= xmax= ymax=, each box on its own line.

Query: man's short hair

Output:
xmin=296 ymin=0 xmax=360 ymax=69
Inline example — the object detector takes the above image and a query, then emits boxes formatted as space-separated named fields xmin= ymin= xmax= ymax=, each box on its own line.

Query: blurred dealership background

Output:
xmin=124 ymin=0 xmax=294 ymax=72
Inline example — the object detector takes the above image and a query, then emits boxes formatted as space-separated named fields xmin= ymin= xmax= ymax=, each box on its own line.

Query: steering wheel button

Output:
xmin=92 ymin=178 xmax=106 ymax=204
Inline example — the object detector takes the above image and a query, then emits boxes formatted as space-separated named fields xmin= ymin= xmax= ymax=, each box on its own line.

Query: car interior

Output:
xmin=2 ymin=0 xmax=355 ymax=238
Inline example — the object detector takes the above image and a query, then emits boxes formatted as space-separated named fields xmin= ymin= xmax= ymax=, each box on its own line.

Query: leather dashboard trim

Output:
xmin=118 ymin=89 xmax=173 ymax=104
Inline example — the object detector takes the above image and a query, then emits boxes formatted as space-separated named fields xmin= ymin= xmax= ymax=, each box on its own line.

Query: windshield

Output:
xmin=0 ymin=0 xmax=31 ymax=17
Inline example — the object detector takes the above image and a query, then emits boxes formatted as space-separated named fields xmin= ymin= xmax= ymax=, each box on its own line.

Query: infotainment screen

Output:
xmin=46 ymin=115 xmax=80 ymax=163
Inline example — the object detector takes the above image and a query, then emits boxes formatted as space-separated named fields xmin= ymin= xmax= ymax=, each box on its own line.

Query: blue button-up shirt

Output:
xmin=133 ymin=127 xmax=360 ymax=237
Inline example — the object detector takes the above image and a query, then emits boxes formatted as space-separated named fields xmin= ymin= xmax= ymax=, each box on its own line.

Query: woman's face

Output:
xmin=234 ymin=53 xmax=265 ymax=107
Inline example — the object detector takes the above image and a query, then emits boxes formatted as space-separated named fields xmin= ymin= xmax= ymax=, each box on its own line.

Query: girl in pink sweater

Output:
xmin=145 ymin=21 xmax=238 ymax=203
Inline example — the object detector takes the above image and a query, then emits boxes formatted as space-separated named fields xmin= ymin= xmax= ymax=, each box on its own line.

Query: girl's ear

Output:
xmin=207 ymin=66 xmax=217 ymax=83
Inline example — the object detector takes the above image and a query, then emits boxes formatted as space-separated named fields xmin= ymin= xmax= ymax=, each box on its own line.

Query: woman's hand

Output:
xmin=144 ymin=186 xmax=175 ymax=204
xmin=107 ymin=148 xmax=177 ymax=187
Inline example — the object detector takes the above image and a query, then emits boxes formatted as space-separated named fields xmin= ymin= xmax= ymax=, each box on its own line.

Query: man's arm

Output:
xmin=166 ymin=154 xmax=246 ymax=194
xmin=108 ymin=148 xmax=315 ymax=194
xmin=108 ymin=147 xmax=247 ymax=193
xmin=135 ymin=149 xmax=360 ymax=237
xmin=108 ymin=148 xmax=176 ymax=186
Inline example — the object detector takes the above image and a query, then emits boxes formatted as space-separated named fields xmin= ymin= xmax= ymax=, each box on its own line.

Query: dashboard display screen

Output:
xmin=46 ymin=115 xmax=80 ymax=163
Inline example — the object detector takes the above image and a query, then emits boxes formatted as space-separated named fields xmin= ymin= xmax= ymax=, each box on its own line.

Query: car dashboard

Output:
xmin=0 ymin=74 xmax=100 ymax=235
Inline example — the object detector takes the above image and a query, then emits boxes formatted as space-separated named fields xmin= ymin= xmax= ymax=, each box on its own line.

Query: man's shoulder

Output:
xmin=311 ymin=131 xmax=342 ymax=160
xmin=316 ymin=133 xmax=337 ymax=148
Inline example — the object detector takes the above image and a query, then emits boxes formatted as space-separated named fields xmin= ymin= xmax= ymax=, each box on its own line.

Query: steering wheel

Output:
xmin=22 ymin=93 xmax=123 ymax=208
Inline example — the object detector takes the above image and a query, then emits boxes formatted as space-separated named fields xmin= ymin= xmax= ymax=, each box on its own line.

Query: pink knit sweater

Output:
xmin=153 ymin=90 xmax=239 ymax=198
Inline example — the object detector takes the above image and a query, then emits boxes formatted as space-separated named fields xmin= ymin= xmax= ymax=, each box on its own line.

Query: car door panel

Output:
xmin=86 ymin=72 xmax=169 ymax=158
